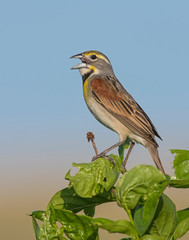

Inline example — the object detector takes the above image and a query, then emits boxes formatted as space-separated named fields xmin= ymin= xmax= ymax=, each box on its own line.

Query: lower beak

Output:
xmin=70 ymin=53 xmax=88 ymax=70
xmin=71 ymin=62 xmax=88 ymax=70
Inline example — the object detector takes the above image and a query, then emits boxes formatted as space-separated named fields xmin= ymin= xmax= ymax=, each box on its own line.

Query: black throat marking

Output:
xmin=82 ymin=69 xmax=94 ymax=85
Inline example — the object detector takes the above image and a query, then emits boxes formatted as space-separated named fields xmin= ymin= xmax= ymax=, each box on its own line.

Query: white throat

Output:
xmin=79 ymin=68 xmax=91 ymax=75
xmin=79 ymin=67 xmax=100 ymax=76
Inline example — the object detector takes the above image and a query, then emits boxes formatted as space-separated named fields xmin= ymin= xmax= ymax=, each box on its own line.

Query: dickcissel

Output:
xmin=71 ymin=50 xmax=165 ymax=175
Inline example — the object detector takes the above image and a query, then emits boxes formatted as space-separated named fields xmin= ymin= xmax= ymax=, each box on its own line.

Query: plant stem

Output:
xmin=124 ymin=203 xmax=140 ymax=240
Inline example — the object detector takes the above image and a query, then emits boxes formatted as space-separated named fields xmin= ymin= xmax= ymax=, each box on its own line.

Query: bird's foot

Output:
xmin=92 ymin=154 xmax=115 ymax=167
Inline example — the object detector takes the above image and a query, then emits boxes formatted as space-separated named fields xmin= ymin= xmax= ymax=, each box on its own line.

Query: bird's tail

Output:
xmin=147 ymin=144 xmax=166 ymax=175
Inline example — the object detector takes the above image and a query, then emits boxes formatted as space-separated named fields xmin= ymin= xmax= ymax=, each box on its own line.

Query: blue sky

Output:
xmin=0 ymin=1 xmax=189 ymax=238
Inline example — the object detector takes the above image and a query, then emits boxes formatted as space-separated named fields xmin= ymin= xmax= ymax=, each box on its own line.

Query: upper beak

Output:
xmin=70 ymin=53 xmax=83 ymax=59
xmin=70 ymin=53 xmax=88 ymax=70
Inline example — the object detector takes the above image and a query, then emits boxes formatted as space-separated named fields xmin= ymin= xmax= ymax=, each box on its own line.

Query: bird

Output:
xmin=70 ymin=50 xmax=165 ymax=175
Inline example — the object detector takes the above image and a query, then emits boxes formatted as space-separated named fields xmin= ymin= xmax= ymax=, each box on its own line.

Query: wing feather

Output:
xmin=91 ymin=77 xmax=161 ymax=146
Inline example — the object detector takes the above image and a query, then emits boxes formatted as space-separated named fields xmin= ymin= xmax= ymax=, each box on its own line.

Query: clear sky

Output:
xmin=0 ymin=1 xmax=189 ymax=239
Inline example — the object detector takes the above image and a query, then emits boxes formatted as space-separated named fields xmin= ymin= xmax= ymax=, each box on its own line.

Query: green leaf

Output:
xmin=65 ymin=158 xmax=121 ymax=198
xmin=174 ymin=208 xmax=189 ymax=239
xmin=92 ymin=217 xmax=137 ymax=237
xmin=118 ymin=137 xmax=130 ymax=162
xmin=133 ymin=193 xmax=160 ymax=236
xmin=84 ymin=206 xmax=95 ymax=217
xmin=31 ymin=210 xmax=65 ymax=240
xmin=169 ymin=178 xmax=189 ymax=188
xmin=55 ymin=209 xmax=98 ymax=240
xmin=177 ymin=207 xmax=189 ymax=222
xmin=171 ymin=149 xmax=189 ymax=179
xmin=48 ymin=186 xmax=115 ymax=214
xmin=116 ymin=165 xmax=168 ymax=210
xmin=109 ymin=153 xmax=124 ymax=172
xmin=120 ymin=238 xmax=132 ymax=240
xmin=148 ymin=194 xmax=177 ymax=240
xmin=141 ymin=235 xmax=164 ymax=240
xmin=31 ymin=211 xmax=46 ymax=221
xmin=32 ymin=216 xmax=40 ymax=239
xmin=174 ymin=217 xmax=189 ymax=239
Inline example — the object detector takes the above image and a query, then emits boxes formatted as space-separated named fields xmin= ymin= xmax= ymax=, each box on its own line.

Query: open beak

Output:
xmin=70 ymin=53 xmax=88 ymax=70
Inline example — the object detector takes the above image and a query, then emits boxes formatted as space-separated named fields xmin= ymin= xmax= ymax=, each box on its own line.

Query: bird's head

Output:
xmin=70 ymin=50 xmax=114 ymax=77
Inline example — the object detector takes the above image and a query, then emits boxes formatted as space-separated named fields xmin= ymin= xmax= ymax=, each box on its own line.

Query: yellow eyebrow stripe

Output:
xmin=84 ymin=52 xmax=110 ymax=64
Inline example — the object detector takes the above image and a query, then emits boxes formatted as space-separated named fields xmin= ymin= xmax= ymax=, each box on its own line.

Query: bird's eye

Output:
xmin=91 ymin=55 xmax=97 ymax=60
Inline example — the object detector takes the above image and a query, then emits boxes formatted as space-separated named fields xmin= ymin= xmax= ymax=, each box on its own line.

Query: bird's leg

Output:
xmin=122 ymin=141 xmax=135 ymax=172
xmin=92 ymin=140 xmax=125 ymax=165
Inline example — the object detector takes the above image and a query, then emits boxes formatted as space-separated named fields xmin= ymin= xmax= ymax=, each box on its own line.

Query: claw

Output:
xmin=92 ymin=154 xmax=115 ymax=167
xmin=103 ymin=155 xmax=115 ymax=167
xmin=92 ymin=155 xmax=98 ymax=162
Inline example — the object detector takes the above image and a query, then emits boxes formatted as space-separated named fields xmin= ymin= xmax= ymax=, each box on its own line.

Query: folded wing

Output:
xmin=91 ymin=77 xmax=161 ymax=146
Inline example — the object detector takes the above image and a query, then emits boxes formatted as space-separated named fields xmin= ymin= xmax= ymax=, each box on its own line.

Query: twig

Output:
xmin=86 ymin=132 xmax=98 ymax=156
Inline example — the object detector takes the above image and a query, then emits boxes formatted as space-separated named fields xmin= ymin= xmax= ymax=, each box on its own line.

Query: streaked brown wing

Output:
xmin=91 ymin=77 xmax=161 ymax=146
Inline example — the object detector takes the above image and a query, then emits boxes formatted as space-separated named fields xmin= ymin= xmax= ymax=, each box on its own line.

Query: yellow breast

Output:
xmin=83 ymin=78 xmax=90 ymax=102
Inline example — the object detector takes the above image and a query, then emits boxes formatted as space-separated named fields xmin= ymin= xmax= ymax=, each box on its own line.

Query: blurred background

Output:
xmin=0 ymin=1 xmax=189 ymax=239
